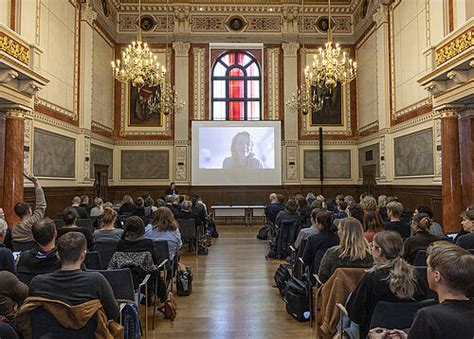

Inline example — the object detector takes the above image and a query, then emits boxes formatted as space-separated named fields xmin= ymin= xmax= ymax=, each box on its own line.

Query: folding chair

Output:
xmin=96 ymin=268 xmax=152 ymax=339
xmin=84 ymin=251 xmax=103 ymax=270
xmin=53 ymin=219 xmax=64 ymax=230
xmin=413 ymin=250 xmax=427 ymax=266
xmin=12 ymin=240 xmax=35 ymax=252
xmin=177 ymin=219 xmax=197 ymax=255
xmin=76 ymin=219 xmax=93 ymax=233
xmin=94 ymin=241 xmax=119 ymax=269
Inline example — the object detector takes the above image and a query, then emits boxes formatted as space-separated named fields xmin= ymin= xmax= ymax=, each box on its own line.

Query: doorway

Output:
xmin=94 ymin=164 xmax=109 ymax=201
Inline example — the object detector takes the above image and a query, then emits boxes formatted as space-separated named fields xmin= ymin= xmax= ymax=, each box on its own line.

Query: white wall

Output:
xmin=92 ymin=29 xmax=115 ymax=129
xmin=356 ymin=30 xmax=378 ymax=129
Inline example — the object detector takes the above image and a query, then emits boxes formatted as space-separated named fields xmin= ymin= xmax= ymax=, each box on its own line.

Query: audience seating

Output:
xmin=12 ymin=240 xmax=36 ymax=252
xmin=368 ymin=299 xmax=437 ymax=330
xmin=84 ymin=251 xmax=103 ymax=270
xmin=414 ymin=267 xmax=438 ymax=300
xmin=117 ymin=215 xmax=129 ymax=228
xmin=75 ymin=219 xmax=93 ymax=232
xmin=53 ymin=219 xmax=64 ymax=229
xmin=177 ymin=219 xmax=197 ymax=255
xmin=0 ymin=322 xmax=19 ymax=339
xmin=413 ymin=250 xmax=428 ymax=266
xmin=95 ymin=268 xmax=151 ymax=337
xmin=94 ymin=241 xmax=118 ymax=269
xmin=30 ymin=306 xmax=98 ymax=339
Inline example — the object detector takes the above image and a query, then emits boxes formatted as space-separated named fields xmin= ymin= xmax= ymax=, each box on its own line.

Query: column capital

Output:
xmin=173 ymin=42 xmax=191 ymax=57
xmin=373 ymin=4 xmax=389 ymax=27
xmin=436 ymin=105 xmax=463 ymax=118
xmin=4 ymin=108 xmax=31 ymax=120
xmin=81 ymin=1 xmax=97 ymax=26
xmin=282 ymin=42 xmax=299 ymax=57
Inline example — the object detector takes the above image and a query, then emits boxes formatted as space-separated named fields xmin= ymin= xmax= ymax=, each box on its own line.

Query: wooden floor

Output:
xmin=148 ymin=224 xmax=315 ymax=338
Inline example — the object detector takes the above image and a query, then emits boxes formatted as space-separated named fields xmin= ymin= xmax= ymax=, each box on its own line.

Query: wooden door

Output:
xmin=94 ymin=164 xmax=109 ymax=201
xmin=362 ymin=164 xmax=377 ymax=195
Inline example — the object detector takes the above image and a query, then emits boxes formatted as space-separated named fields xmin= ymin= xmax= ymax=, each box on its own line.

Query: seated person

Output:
xmin=165 ymin=182 xmax=178 ymax=196
xmin=90 ymin=198 xmax=104 ymax=217
xmin=133 ymin=197 xmax=146 ymax=217
xmin=144 ymin=197 xmax=157 ymax=218
xmin=118 ymin=195 xmax=136 ymax=215
xmin=413 ymin=205 xmax=444 ymax=237
xmin=404 ymin=213 xmax=444 ymax=264
xmin=57 ymin=208 xmax=94 ymax=251
xmin=70 ymin=196 xmax=89 ymax=219
xmin=0 ymin=219 xmax=14 ymax=273
xmin=347 ymin=203 xmax=364 ymax=225
xmin=383 ymin=201 xmax=411 ymax=238
xmin=117 ymin=217 xmax=156 ymax=261
xmin=165 ymin=195 xmax=180 ymax=219
xmin=190 ymin=194 xmax=207 ymax=229
xmin=302 ymin=212 xmax=339 ymax=269
xmin=346 ymin=231 xmax=427 ymax=338
xmin=177 ymin=200 xmax=196 ymax=220
xmin=0 ymin=270 xmax=28 ymax=330
xmin=294 ymin=208 xmax=323 ymax=250
xmin=368 ymin=241 xmax=474 ymax=339
xmin=12 ymin=173 xmax=46 ymax=244
xmin=28 ymin=232 xmax=119 ymax=321
xmin=93 ymin=208 xmax=122 ymax=243
xmin=363 ymin=210 xmax=383 ymax=243
xmin=297 ymin=197 xmax=312 ymax=229
xmin=79 ymin=195 xmax=92 ymax=215
xmin=455 ymin=209 xmax=474 ymax=250
xmin=17 ymin=218 xmax=61 ymax=285
xmin=275 ymin=199 xmax=300 ymax=229
xmin=318 ymin=217 xmax=373 ymax=283
xmin=264 ymin=193 xmax=285 ymax=225
xmin=144 ymin=207 xmax=182 ymax=260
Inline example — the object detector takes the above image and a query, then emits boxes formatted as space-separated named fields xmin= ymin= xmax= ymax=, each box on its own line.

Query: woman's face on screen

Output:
xmin=234 ymin=135 xmax=252 ymax=158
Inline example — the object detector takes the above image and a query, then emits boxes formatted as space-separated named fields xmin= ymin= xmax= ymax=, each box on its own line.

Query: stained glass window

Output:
xmin=211 ymin=51 xmax=262 ymax=120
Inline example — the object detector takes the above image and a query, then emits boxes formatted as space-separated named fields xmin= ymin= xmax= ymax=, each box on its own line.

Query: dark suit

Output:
xmin=72 ymin=205 xmax=89 ymax=219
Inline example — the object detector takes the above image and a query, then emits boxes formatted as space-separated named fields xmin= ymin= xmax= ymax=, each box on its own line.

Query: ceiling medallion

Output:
xmin=140 ymin=15 xmax=157 ymax=31
xmin=226 ymin=16 xmax=248 ymax=32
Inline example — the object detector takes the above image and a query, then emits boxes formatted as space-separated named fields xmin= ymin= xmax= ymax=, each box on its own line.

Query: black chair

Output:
xmin=95 ymin=268 xmax=150 ymax=335
xmin=414 ymin=266 xmax=438 ymax=300
xmin=413 ymin=250 xmax=428 ymax=266
xmin=84 ymin=251 xmax=103 ymax=270
xmin=53 ymin=219 xmax=64 ymax=229
xmin=177 ymin=219 xmax=197 ymax=255
xmin=369 ymin=299 xmax=437 ymax=330
xmin=94 ymin=241 xmax=118 ymax=269
xmin=117 ymin=215 xmax=129 ymax=228
xmin=76 ymin=219 xmax=93 ymax=232
xmin=30 ymin=306 xmax=97 ymax=339
xmin=12 ymin=240 xmax=35 ymax=252
xmin=56 ymin=213 xmax=64 ymax=219
xmin=89 ymin=216 xmax=98 ymax=229
xmin=0 ymin=322 xmax=19 ymax=339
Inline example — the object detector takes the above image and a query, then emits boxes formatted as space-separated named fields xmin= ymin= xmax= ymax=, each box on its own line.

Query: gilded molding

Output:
xmin=267 ymin=47 xmax=280 ymax=120
xmin=437 ymin=107 xmax=459 ymax=119
xmin=0 ymin=32 xmax=30 ymax=65
xmin=282 ymin=42 xmax=299 ymax=57
xmin=192 ymin=47 xmax=205 ymax=120
xmin=0 ymin=69 xmax=19 ymax=83
xmin=173 ymin=41 xmax=191 ymax=57
xmin=435 ymin=27 xmax=473 ymax=66
xmin=358 ymin=121 xmax=379 ymax=133
xmin=372 ymin=4 xmax=388 ymax=28
xmin=92 ymin=120 xmax=114 ymax=133
xmin=5 ymin=108 xmax=30 ymax=119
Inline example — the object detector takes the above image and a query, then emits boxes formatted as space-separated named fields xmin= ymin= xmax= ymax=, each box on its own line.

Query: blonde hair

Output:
xmin=361 ymin=196 xmax=377 ymax=211
xmin=386 ymin=201 xmax=404 ymax=217
xmin=102 ymin=208 xmax=117 ymax=225
xmin=94 ymin=197 xmax=103 ymax=207
xmin=151 ymin=207 xmax=178 ymax=231
xmin=338 ymin=217 xmax=370 ymax=261
xmin=122 ymin=195 xmax=133 ymax=204
xmin=369 ymin=231 xmax=417 ymax=300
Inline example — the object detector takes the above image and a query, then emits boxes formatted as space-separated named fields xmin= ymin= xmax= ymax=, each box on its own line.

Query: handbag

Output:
xmin=158 ymin=291 xmax=177 ymax=321
xmin=176 ymin=265 xmax=193 ymax=296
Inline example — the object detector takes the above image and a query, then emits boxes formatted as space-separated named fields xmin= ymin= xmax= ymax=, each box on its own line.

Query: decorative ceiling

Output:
xmin=116 ymin=0 xmax=354 ymax=4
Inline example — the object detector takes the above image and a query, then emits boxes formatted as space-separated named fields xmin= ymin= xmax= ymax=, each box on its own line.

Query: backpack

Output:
xmin=198 ymin=242 xmax=208 ymax=256
xmin=256 ymin=225 xmax=270 ymax=240
xmin=284 ymin=277 xmax=310 ymax=322
xmin=158 ymin=291 xmax=177 ymax=321
xmin=274 ymin=263 xmax=291 ymax=296
xmin=176 ymin=266 xmax=193 ymax=296
xmin=121 ymin=303 xmax=141 ymax=339
xmin=206 ymin=215 xmax=219 ymax=238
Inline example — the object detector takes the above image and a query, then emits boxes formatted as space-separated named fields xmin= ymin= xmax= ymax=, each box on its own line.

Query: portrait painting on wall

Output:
xmin=310 ymin=82 xmax=342 ymax=125
xmin=129 ymin=84 xmax=163 ymax=127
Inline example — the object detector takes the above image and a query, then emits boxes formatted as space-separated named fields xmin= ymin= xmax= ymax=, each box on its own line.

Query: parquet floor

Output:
xmin=147 ymin=224 xmax=315 ymax=338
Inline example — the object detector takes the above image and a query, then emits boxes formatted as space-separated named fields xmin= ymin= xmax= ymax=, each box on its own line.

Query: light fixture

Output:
xmin=111 ymin=0 xmax=165 ymax=88
xmin=286 ymin=0 xmax=357 ymax=115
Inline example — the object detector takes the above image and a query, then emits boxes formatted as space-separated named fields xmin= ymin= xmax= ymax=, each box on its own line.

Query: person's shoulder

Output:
xmin=0 ymin=270 xmax=18 ymax=281
xmin=0 ymin=247 xmax=12 ymax=255
xmin=222 ymin=157 xmax=233 ymax=168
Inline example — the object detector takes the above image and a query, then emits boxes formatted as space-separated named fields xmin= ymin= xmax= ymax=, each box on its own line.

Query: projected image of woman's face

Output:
xmin=235 ymin=135 xmax=252 ymax=159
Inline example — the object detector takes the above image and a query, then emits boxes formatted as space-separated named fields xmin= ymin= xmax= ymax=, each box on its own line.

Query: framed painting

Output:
xmin=310 ymin=83 xmax=342 ymax=126
xmin=129 ymin=84 xmax=163 ymax=127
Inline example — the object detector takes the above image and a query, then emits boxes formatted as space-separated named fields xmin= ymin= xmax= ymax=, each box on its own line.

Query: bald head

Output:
xmin=72 ymin=196 xmax=81 ymax=205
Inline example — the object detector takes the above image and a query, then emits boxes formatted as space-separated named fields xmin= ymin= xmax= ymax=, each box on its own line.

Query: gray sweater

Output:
xmin=12 ymin=185 xmax=46 ymax=242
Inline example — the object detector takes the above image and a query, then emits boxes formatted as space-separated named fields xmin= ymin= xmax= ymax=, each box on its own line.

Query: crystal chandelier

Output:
xmin=286 ymin=0 xmax=357 ymax=115
xmin=111 ymin=0 xmax=165 ymax=88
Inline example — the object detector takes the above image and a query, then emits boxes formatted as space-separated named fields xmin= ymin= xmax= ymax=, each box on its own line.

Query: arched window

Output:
xmin=211 ymin=51 xmax=262 ymax=120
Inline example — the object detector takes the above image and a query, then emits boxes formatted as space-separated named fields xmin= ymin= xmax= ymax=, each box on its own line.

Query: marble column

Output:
xmin=3 ymin=109 xmax=26 ymax=227
xmin=439 ymin=107 xmax=462 ymax=232
xmin=459 ymin=108 xmax=474 ymax=208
